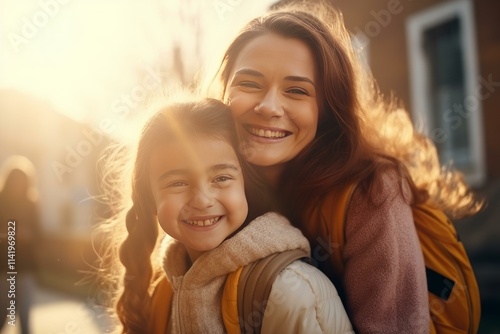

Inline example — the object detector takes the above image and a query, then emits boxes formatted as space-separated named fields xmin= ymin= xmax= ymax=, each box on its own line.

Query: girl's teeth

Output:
xmin=186 ymin=217 xmax=220 ymax=226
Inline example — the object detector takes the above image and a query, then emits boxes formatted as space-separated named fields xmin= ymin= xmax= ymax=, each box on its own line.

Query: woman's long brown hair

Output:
xmin=214 ymin=1 xmax=482 ymax=219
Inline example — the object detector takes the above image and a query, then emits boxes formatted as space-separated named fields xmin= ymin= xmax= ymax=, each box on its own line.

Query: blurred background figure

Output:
xmin=0 ymin=156 xmax=42 ymax=334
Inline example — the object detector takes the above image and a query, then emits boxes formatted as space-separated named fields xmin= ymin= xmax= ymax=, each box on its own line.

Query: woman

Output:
xmin=210 ymin=2 xmax=482 ymax=333
xmin=0 ymin=155 xmax=41 ymax=334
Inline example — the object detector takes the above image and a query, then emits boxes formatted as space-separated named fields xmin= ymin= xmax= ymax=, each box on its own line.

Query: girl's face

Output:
xmin=149 ymin=137 xmax=248 ymax=262
xmin=226 ymin=33 xmax=319 ymax=169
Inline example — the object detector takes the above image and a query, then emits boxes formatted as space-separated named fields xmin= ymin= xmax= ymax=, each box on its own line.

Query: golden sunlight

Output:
xmin=1 ymin=1 xmax=172 ymax=123
xmin=0 ymin=0 xmax=275 ymax=136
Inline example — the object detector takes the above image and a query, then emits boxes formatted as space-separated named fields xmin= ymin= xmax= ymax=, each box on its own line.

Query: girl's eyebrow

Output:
xmin=157 ymin=169 xmax=188 ymax=182
xmin=156 ymin=163 xmax=239 ymax=182
xmin=210 ymin=163 xmax=240 ymax=173
xmin=233 ymin=69 xmax=315 ymax=86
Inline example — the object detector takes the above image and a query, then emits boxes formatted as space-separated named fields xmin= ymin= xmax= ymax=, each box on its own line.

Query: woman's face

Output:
xmin=226 ymin=33 xmax=319 ymax=168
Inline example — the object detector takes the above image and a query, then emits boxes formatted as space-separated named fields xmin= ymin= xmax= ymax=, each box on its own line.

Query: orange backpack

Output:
xmin=305 ymin=183 xmax=481 ymax=334
xmin=148 ymin=249 xmax=308 ymax=334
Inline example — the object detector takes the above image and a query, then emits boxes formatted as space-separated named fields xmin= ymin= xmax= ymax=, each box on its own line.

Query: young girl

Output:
xmin=103 ymin=98 xmax=353 ymax=333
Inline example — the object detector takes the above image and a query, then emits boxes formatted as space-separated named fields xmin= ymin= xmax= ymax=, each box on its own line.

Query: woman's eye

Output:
xmin=286 ymin=87 xmax=309 ymax=95
xmin=238 ymin=81 xmax=260 ymax=89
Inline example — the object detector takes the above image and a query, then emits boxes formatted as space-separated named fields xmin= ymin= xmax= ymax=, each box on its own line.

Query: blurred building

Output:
xmin=0 ymin=89 xmax=111 ymax=294
xmin=330 ymin=0 xmax=499 ymax=186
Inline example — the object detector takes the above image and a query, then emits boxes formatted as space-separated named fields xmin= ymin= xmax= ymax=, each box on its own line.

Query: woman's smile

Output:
xmin=226 ymin=33 xmax=319 ymax=171
xmin=244 ymin=124 xmax=291 ymax=140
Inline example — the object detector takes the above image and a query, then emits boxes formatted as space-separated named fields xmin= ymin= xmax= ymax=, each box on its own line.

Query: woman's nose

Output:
xmin=254 ymin=90 xmax=284 ymax=118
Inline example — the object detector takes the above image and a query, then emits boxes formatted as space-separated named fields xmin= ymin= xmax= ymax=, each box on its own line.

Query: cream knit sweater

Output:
xmin=162 ymin=212 xmax=310 ymax=334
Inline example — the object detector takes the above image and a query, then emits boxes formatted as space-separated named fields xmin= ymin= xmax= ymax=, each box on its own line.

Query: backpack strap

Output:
xmin=149 ymin=277 xmax=174 ymax=334
xmin=222 ymin=267 xmax=244 ymax=334
xmin=237 ymin=249 xmax=309 ymax=334
xmin=313 ymin=182 xmax=358 ymax=279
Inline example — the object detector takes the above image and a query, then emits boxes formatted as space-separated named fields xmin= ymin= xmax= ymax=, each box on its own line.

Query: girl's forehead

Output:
xmin=149 ymin=137 xmax=240 ymax=174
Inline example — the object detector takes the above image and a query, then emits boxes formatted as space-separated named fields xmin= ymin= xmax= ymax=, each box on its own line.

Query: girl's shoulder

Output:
xmin=274 ymin=259 xmax=339 ymax=297
xmin=262 ymin=260 xmax=354 ymax=333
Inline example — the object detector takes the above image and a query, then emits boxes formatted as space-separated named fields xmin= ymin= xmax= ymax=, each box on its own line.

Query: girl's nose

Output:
xmin=188 ymin=187 xmax=215 ymax=209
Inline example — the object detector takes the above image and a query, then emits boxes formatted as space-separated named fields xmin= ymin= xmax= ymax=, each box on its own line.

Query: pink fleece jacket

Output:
xmin=299 ymin=171 xmax=430 ymax=333
xmin=341 ymin=172 xmax=429 ymax=333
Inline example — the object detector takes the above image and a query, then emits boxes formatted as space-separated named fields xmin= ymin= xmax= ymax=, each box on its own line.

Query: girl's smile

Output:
xmin=149 ymin=138 xmax=248 ymax=262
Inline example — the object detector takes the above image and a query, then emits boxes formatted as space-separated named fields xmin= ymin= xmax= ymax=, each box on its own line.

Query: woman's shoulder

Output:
xmin=314 ymin=168 xmax=408 ymax=204
xmin=357 ymin=168 xmax=413 ymax=207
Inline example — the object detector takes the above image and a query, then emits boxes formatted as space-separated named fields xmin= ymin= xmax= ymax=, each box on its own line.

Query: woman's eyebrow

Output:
xmin=233 ymin=68 xmax=263 ymax=77
xmin=284 ymin=75 xmax=315 ymax=87
xmin=234 ymin=69 xmax=315 ymax=87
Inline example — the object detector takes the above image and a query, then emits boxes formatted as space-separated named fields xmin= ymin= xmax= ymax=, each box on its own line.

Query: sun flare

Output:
xmin=0 ymin=0 xmax=275 ymax=139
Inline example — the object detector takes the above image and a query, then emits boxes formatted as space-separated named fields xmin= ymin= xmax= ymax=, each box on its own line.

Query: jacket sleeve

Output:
xmin=261 ymin=260 xmax=354 ymax=334
xmin=342 ymin=172 xmax=429 ymax=333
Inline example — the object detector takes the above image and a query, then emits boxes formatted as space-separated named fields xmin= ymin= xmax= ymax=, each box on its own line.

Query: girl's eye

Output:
xmin=167 ymin=181 xmax=188 ymax=188
xmin=213 ymin=176 xmax=233 ymax=184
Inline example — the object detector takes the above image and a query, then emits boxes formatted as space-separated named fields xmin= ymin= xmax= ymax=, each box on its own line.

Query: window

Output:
xmin=407 ymin=0 xmax=485 ymax=185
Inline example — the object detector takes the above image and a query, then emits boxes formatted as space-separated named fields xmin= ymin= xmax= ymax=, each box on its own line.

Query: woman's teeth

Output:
xmin=249 ymin=127 xmax=287 ymax=138
xmin=185 ymin=216 xmax=221 ymax=227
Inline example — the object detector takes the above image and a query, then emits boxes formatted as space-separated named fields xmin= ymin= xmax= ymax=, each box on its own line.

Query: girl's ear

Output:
xmin=147 ymin=186 xmax=158 ymax=215
xmin=147 ymin=198 xmax=158 ymax=215
xmin=152 ymin=200 xmax=159 ymax=216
